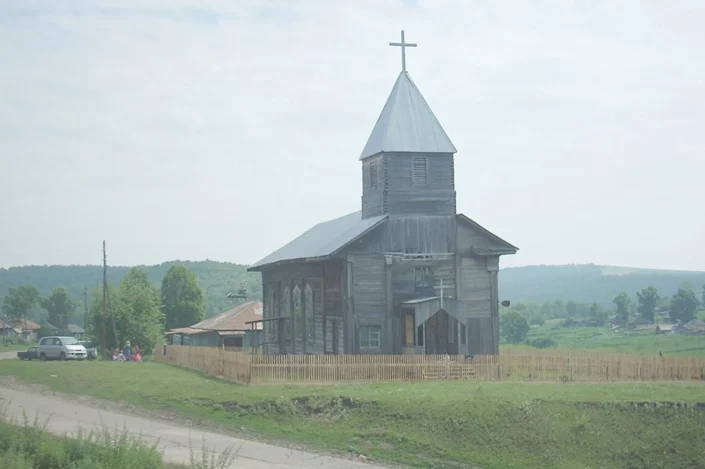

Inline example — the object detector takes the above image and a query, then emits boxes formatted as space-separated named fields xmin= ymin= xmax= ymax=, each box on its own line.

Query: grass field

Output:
xmin=503 ymin=320 xmax=705 ymax=356
xmin=1 ymin=360 xmax=703 ymax=469
xmin=0 ymin=342 xmax=36 ymax=353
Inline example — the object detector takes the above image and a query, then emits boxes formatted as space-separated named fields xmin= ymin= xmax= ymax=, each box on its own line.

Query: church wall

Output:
xmin=347 ymin=253 xmax=388 ymax=354
xmin=457 ymin=255 xmax=501 ymax=355
xmin=260 ymin=260 xmax=346 ymax=355
xmin=348 ymin=215 xmax=456 ymax=254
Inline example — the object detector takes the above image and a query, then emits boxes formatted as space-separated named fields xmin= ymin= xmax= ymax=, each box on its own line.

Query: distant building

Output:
xmin=11 ymin=319 xmax=41 ymax=340
xmin=66 ymin=324 xmax=86 ymax=340
xmin=167 ymin=301 xmax=263 ymax=350
xmin=0 ymin=318 xmax=15 ymax=337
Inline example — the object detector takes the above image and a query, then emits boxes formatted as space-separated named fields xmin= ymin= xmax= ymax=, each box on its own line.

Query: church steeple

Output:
xmin=360 ymin=31 xmax=457 ymax=219
xmin=359 ymin=71 xmax=457 ymax=160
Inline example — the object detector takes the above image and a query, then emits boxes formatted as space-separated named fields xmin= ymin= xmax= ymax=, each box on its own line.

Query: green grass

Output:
xmin=504 ymin=320 xmax=705 ymax=356
xmin=0 ymin=342 xmax=37 ymax=353
xmin=1 ymin=360 xmax=704 ymax=469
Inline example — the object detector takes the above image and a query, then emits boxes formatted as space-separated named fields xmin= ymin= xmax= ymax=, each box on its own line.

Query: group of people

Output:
xmin=112 ymin=340 xmax=142 ymax=362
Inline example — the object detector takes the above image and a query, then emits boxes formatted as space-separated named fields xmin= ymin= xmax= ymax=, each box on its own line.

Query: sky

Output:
xmin=0 ymin=0 xmax=704 ymax=271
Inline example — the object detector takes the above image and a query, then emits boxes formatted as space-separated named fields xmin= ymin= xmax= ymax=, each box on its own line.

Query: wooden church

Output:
xmin=249 ymin=32 xmax=518 ymax=356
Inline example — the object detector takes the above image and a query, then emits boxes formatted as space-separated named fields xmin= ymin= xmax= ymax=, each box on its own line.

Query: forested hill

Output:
xmin=0 ymin=261 xmax=261 ymax=320
xmin=500 ymin=264 xmax=705 ymax=305
xmin=1 ymin=261 xmax=703 ymax=321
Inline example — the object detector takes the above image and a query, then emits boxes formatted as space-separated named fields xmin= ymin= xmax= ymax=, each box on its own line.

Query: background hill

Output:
xmin=500 ymin=264 xmax=705 ymax=306
xmin=1 ymin=261 xmax=703 ymax=325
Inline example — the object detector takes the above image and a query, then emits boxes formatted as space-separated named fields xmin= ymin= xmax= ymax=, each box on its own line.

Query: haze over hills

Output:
xmin=1 ymin=262 xmax=703 ymax=324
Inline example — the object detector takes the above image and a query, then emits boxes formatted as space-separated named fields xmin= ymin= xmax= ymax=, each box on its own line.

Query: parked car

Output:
xmin=78 ymin=341 xmax=98 ymax=360
xmin=17 ymin=346 xmax=39 ymax=360
xmin=37 ymin=336 xmax=87 ymax=361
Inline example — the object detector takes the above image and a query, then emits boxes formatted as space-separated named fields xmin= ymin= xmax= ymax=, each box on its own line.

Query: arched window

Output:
xmin=305 ymin=284 xmax=314 ymax=344
xmin=267 ymin=286 xmax=276 ymax=341
xmin=293 ymin=285 xmax=303 ymax=339
xmin=282 ymin=286 xmax=291 ymax=343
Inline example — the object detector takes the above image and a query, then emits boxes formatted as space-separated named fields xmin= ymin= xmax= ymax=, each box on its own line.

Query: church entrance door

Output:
xmin=424 ymin=309 xmax=458 ymax=355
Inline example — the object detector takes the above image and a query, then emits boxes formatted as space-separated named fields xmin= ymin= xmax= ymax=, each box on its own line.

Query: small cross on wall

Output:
xmin=389 ymin=30 xmax=417 ymax=72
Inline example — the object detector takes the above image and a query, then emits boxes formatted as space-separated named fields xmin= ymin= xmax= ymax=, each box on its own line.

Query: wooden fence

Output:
xmin=154 ymin=345 xmax=705 ymax=385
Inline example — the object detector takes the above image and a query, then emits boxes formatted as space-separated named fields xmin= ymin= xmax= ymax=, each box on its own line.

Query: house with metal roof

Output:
xmin=249 ymin=31 xmax=517 ymax=356
xmin=166 ymin=301 xmax=263 ymax=349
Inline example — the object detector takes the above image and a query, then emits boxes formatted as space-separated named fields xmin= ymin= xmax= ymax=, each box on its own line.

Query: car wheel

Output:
xmin=40 ymin=353 xmax=47 ymax=361
xmin=60 ymin=352 xmax=66 ymax=361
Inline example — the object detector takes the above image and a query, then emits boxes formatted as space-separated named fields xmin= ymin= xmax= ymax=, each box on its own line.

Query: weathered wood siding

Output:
xmin=361 ymin=153 xmax=456 ymax=218
xmin=349 ymin=216 xmax=456 ymax=254
xmin=385 ymin=153 xmax=456 ymax=216
xmin=348 ymin=253 xmax=387 ymax=354
xmin=457 ymin=218 xmax=509 ymax=254
xmin=260 ymin=260 xmax=346 ymax=355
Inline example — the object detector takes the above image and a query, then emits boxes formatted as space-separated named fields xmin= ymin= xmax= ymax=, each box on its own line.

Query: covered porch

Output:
xmin=399 ymin=297 xmax=468 ymax=355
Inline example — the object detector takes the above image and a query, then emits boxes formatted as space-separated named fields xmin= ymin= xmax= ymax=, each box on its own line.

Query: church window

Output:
xmin=412 ymin=156 xmax=427 ymax=185
xmin=414 ymin=267 xmax=431 ymax=289
xmin=267 ymin=287 xmax=277 ymax=341
xmin=283 ymin=287 xmax=291 ymax=342
xmin=369 ymin=161 xmax=378 ymax=188
xmin=359 ymin=326 xmax=381 ymax=349
xmin=293 ymin=285 xmax=303 ymax=339
xmin=305 ymin=284 xmax=315 ymax=344
xmin=460 ymin=323 xmax=466 ymax=345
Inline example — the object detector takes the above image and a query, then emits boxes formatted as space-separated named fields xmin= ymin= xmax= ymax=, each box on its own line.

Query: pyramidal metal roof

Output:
xmin=359 ymin=71 xmax=457 ymax=160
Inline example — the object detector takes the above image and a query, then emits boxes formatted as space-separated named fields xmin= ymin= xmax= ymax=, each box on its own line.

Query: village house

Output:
xmin=248 ymin=32 xmax=518 ymax=356
xmin=167 ymin=301 xmax=263 ymax=350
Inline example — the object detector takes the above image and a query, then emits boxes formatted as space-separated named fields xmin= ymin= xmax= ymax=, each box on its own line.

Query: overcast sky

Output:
xmin=1 ymin=0 xmax=703 ymax=271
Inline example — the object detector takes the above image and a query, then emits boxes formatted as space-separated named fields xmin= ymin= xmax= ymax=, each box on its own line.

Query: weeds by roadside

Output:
xmin=0 ymin=402 xmax=234 ymax=469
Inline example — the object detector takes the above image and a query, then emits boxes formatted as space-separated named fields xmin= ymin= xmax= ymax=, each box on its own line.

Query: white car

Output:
xmin=38 ymin=336 xmax=88 ymax=361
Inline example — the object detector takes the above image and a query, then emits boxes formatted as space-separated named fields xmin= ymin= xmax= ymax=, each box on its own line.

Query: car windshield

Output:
xmin=80 ymin=341 xmax=93 ymax=347
xmin=62 ymin=337 xmax=79 ymax=345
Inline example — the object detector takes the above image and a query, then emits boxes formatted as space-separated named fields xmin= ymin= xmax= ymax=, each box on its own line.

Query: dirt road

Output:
xmin=0 ymin=382 xmax=386 ymax=468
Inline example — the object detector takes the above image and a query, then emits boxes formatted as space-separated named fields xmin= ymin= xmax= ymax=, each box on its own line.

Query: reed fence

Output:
xmin=154 ymin=345 xmax=705 ymax=385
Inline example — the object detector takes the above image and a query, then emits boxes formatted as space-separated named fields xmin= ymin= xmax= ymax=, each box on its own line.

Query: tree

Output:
xmin=2 ymin=285 xmax=40 ymax=327
xmin=500 ymin=311 xmax=530 ymax=344
xmin=613 ymin=292 xmax=631 ymax=324
xmin=670 ymin=287 xmax=699 ymax=323
xmin=161 ymin=264 xmax=206 ymax=330
xmin=565 ymin=301 xmax=578 ymax=318
xmin=636 ymin=286 xmax=659 ymax=322
xmin=115 ymin=268 xmax=165 ymax=351
xmin=40 ymin=286 xmax=76 ymax=331
xmin=87 ymin=268 xmax=164 ymax=354
xmin=701 ymin=284 xmax=705 ymax=308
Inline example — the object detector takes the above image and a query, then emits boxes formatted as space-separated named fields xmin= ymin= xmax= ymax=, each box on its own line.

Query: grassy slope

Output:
xmin=0 ymin=360 xmax=703 ymax=469
xmin=504 ymin=320 xmax=705 ymax=356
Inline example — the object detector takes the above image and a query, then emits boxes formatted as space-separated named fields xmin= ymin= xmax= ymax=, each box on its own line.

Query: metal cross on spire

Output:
xmin=389 ymin=30 xmax=417 ymax=72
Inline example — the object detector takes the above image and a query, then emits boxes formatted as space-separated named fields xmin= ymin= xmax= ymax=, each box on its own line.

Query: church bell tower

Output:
xmin=360 ymin=31 xmax=457 ymax=219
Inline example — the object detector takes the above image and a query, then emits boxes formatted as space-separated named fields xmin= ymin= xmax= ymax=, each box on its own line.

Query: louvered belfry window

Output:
xmin=412 ymin=156 xmax=427 ymax=185
xmin=369 ymin=161 xmax=378 ymax=188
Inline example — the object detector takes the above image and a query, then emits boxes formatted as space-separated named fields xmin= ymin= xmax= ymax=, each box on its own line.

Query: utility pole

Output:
xmin=83 ymin=286 xmax=88 ymax=329
xmin=102 ymin=241 xmax=119 ymax=353
xmin=102 ymin=241 xmax=108 ymax=356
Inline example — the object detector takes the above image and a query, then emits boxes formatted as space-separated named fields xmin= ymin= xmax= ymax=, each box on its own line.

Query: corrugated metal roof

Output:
xmin=189 ymin=301 xmax=263 ymax=331
xmin=249 ymin=211 xmax=387 ymax=270
xmin=360 ymin=71 xmax=456 ymax=160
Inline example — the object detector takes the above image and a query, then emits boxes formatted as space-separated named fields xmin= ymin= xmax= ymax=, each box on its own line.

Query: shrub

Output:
xmin=529 ymin=317 xmax=545 ymax=326
xmin=529 ymin=337 xmax=556 ymax=349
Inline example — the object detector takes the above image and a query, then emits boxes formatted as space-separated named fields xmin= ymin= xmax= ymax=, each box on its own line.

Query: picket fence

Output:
xmin=154 ymin=344 xmax=705 ymax=385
